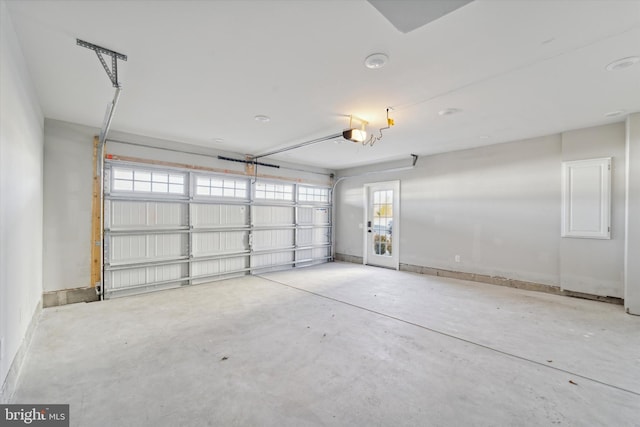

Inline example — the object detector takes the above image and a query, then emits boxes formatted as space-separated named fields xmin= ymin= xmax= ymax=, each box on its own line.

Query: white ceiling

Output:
xmin=6 ymin=0 xmax=640 ymax=170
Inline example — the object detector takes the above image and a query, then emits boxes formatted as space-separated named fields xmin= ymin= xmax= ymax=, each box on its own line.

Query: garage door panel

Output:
xmin=298 ymin=228 xmax=330 ymax=246
xmin=297 ymin=248 xmax=313 ymax=261
xmin=109 ymin=263 xmax=188 ymax=290
xmin=252 ymin=252 xmax=294 ymax=269
xmin=313 ymin=247 xmax=330 ymax=259
xmin=192 ymin=256 xmax=248 ymax=277
xmin=110 ymin=200 xmax=187 ymax=229
xmin=297 ymin=247 xmax=330 ymax=259
xmin=192 ymin=231 xmax=249 ymax=256
xmin=110 ymin=233 xmax=188 ymax=264
xmin=192 ymin=204 xmax=248 ymax=228
xmin=313 ymin=228 xmax=330 ymax=245
xmin=298 ymin=207 xmax=329 ymax=226
xmin=252 ymin=229 xmax=294 ymax=250
xmin=298 ymin=229 xmax=313 ymax=246
xmin=297 ymin=247 xmax=330 ymax=264
xmin=252 ymin=206 xmax=294 ymax=226
xmin=298 ymin=207 xmax=313 ymax=224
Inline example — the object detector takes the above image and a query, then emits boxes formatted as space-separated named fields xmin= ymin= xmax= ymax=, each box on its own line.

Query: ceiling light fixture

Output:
xmin=343 ymin=109 xmax=395 ymax=146
xmin=343 ymin=128 xmax=367 ymax=143
xmin=364 ymin=53 xmax=389 ymax=69
xmin=604 ymin=110 xmax=626 ymax=118
xmin=343 ymin=115 xmax=368 ymax=142
xmin=249 ymin=108 xmax=397 ymax=174
xmin=212 ymin=138 xmax=225 ymax=144
xmin=606 ymin=56 xmax=640 ymax=71
xmin=254 ymin=115 xmax=271 ymax=122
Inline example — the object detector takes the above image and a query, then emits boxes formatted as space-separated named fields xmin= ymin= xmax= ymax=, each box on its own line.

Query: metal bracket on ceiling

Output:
xmin=77 ymin=39 xmax=127 ymax=87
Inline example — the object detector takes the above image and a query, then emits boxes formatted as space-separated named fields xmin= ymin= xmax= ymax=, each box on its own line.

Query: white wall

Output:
xmin=0 ymin=0 xmax=44 ymax=397
xmin=336 ymin=123 xmax=627 ymax=298
xmin=336 ymin=135 xmax=562 ymax=286
xmin=560 ymin=123 xmax=626 ymax=298
xmin=626 ymin=113 xmax=640 ymax=315
xmin=43 ymin=119 xmax=95 ymax=292
xmin=43 ymin=119 xmax=333 ymax=292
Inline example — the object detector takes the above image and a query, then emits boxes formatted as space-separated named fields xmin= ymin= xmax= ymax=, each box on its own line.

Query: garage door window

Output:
xmin=255 ymin=183 xmax=293 ymax=201
xmin=112 ymin=167 xmax=186 ymax=195
xmin=196 ymin=176 xmax=248 ymax=199
xmin=298 ymin=186 xmax=329 ymax=203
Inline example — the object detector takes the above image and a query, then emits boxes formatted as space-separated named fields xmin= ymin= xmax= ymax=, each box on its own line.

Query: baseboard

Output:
xmin=43 ymin=287 xmax=99 ymax=308
xmin=401 ymin=263 xmax=624 ymax=305
xmin=334 ymin=253 xmax=623 ymax=305
xmin=334 ymin=253 xmax=364 ymax=264
xmin=0 ymin=300 xmax=42 ymax=404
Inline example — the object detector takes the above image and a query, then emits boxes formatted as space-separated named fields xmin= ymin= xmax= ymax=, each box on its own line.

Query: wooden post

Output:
xmin=90 ymin=136 xmax=102 ymax=288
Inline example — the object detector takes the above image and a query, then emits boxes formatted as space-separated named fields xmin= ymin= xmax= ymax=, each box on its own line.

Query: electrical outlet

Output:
xmin=455 ymin=254 xmax=461 ymax=263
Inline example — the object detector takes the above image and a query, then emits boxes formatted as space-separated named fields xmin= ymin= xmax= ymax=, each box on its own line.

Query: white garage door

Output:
xmin=103 ymin=161 xmax=331 ymax=298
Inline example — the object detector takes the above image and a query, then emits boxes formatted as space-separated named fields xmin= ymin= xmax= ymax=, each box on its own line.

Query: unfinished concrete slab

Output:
xmin=12 ymin=262 xmax=640 ymax=426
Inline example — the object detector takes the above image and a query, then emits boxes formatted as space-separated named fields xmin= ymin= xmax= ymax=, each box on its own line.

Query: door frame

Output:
xmin=363 ymin=180 xmax=400 ymax=270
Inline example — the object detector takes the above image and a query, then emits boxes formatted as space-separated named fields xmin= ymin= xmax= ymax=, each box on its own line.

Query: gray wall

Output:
xmin=560 ymin=123 xmax=626 ymax=297
xmin=43 ymin=120 xmax=95 ymax=292
xmin=335 ymin=123 xmax=627 ymax=298
xmin=42 ymin=120 xmax=333 ymax=292
xmin=0 ymin=0 xmax=44 ymax=396
xmin=336 ymin=135 xmax=562 ymax=286
xmin=626 ymin=113 xmax=640 ymax=314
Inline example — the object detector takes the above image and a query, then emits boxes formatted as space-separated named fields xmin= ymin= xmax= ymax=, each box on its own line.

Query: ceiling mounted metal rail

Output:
xmin=250 ymin=132 xmax=343 ymax=162
xmin=77 ymin=38 xmax=128 ymax=145
xmin=77 ymin=38 xmax=128 ymax=300
xmin=77 ymin=39 xmax=127 ymax=88
xmin=249 ymin=132 xmax=343 ymax=183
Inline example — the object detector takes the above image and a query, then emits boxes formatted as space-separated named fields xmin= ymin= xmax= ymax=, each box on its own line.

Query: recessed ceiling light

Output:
xmin=254 ymin=115 xmax=271 ymax=123
xmin=604 ymin=110 xmax=626 ymax=118
xmin=479 ymin=135 xmax=490 ymax=140
xmin=606 ymin=56 xmax=640 ymax=71
xmin=212 ymin=138 xmax=225 ymax=144
xmin=438 ymin=108 xmax=461 ymax=116
xmin=364 ymin=53 xmax=389 ymax=69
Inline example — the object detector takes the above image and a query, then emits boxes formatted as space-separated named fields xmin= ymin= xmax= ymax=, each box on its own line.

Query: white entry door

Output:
xmin=364 ymin=181 xmax=400 ymax=270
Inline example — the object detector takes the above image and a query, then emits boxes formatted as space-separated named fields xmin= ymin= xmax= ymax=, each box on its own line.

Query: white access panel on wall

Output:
xmin=561 ymin=157 xmax=611 ymax=239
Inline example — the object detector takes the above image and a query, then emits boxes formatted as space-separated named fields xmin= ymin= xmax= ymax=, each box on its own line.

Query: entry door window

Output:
xmin=372 ymin=190 xmax=393 ymax=257
xmin=365 ymin=181 xmax=399 ymax=270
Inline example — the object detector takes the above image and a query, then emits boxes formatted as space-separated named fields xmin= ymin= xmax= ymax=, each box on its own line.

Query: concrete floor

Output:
xmin=12 ymin=262 xmax=640 ymax=426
